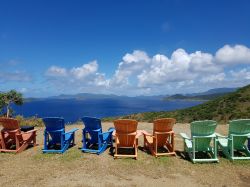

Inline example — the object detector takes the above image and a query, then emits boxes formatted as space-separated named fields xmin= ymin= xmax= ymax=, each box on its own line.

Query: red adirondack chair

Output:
xmin=0 ymin=118 xmax=37 ymax=153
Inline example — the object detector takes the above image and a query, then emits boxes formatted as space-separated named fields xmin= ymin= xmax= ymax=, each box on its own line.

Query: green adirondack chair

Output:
xmin=180 ymin=120 xmax=218 ymax=163
xmin=216 ymin=119 xmax=250 ymax=160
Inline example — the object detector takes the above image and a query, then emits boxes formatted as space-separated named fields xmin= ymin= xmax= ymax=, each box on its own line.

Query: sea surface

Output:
xmin=13 ymin=98 xmax=203 ymax=123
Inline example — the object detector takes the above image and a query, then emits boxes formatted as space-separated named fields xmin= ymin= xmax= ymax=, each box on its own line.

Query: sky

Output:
xmin=0 ymin=0 xmax=250 ymax=97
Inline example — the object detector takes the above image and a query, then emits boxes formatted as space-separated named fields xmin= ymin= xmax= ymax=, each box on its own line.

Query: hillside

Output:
xmin=117 ymin=84 xmax=250 ymax=123
xmin=164 ymin=93 xmax=229 ymax=101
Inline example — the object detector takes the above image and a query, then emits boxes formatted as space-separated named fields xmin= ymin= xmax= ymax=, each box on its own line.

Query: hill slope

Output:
xmin=164 ymin=92 xmax=230 ymax=101
xmin=118 ymin=84 xmax=250 ymax=123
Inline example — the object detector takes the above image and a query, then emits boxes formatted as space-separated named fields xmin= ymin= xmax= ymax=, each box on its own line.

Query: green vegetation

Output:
xmin=164 ymin=93 xmax=231 ymax=101
xmin=15 ymin=115 xmax=44 ymax=127
xmin=104 ymin=84 xmax=250 ymax=123
xmin=0 ymin=90 xmax=23 ymax=117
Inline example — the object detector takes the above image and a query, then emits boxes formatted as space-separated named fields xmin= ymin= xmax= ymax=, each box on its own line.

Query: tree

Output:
xmin=0 ymin=92 xmax=4 ymax=114
xmin=0 ymin=90 xmax=23 ymax=118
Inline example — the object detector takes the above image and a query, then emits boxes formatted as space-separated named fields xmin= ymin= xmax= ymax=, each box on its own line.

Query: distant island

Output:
xmin=105 ymin=85 xmax=250 ymax=123
xmin=164 ymin=88 xmax=237 ymax=101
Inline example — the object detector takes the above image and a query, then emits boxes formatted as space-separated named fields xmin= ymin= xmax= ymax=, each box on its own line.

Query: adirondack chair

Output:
xmin=217 ymin=119 xmax=250 ymax=160
xmin=42 ymin=117 xmax=78 ymax=153
xmin=0 ymin=118 xmax=37 ymax=153
xmin=143 ymin=118 xmax=176 ymax=157
xmin=180 ymin=120 xmax=218 ymax=163
xmin=81 ymin=117 xmax=114 ymax=154
xmin=113 ymin=119 xmax=138 ymax=159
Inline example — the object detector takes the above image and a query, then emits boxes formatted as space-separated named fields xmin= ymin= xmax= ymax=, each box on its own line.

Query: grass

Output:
xmin=33 ymin=147 xmax=84 ymax=162
xmin=1 ymin=123 xmax=250 ymax=186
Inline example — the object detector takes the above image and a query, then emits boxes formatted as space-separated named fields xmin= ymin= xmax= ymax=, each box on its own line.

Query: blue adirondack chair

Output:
xmin=42 ymin=117 xmax=78 ymax=153
xmin=81 ymin=117 xmax=114 ymax=154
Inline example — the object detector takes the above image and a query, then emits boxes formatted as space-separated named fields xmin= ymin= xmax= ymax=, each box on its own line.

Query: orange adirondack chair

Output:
xmin=0 ymin=118 xmax=37 ymax=153
xmin=114 ymin=119 xmax=138 ymax=159
xmin=143 ymin=118 xmax=176 ymax=157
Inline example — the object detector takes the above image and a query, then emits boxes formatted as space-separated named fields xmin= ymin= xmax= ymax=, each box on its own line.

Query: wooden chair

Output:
xmin=113 ymin=119 xmax=138 ymax=159
xmin=180 ymin=120 xmax=218 ymax=163
xmin=42 ymin=117 xmax=78 ymax=154
xmin=0 ymin=118 xmax=37 ymax=153
xmin=81 ymin=117 xmax=114 ymax=154
xmin=217 ymin=119 xmax=250 ymax=160
xmin=143 ymin=118 xmax=176 ymax=157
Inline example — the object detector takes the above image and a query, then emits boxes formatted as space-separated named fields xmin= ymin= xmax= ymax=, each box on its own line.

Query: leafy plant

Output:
xmin=0 ymin=90 xmax=24 ymax=118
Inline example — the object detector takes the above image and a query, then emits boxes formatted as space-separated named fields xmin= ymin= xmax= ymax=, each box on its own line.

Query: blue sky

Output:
xmin=0 ymin=0 xmax=250 ymax=97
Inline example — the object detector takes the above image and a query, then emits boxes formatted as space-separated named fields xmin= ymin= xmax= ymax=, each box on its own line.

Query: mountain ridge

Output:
xmin=113 ymin=84 xmax=250 ymax=123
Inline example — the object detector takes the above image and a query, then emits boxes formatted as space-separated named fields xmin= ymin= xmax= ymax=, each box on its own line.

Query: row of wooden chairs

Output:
xmin=1 ymin=117 xmax=250 ymax=162
xmin=0 ymin=117 xmax=176 ymax=159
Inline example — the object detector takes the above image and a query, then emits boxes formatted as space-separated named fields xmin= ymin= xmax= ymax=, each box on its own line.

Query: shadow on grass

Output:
xmin=33 ymin=144 xmax=83 ymax=162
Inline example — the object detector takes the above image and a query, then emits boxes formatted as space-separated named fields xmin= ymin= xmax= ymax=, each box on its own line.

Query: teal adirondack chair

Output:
xmin=180 ymin=120 xmax=218 ymax=163
xmin=217 ymin=119 xmax=250 ymax=160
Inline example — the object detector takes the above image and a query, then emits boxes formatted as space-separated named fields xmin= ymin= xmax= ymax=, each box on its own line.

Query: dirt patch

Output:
xmin=0 ymin=123 xmax=249 ymax=187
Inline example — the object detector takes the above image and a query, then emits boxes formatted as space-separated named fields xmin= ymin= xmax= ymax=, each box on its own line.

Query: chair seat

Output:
xmin=218 ymin=138 xmax=228 ymax=147
xmin=21 ymin=126 xmax=34 ymax=132
xmin=145 ymin=136 xmax=153 ymax=144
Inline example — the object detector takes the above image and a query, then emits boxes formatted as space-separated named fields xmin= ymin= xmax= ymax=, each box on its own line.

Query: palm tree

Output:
xmin=0 ymin=90 xmax=23 ymax=118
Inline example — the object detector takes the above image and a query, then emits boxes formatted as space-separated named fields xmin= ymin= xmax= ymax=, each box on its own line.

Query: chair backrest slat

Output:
xmin=229 ymin=119 xmax=250 ymax=135
xmin=153 ymin=118 xmax=175 ymax=146
xmin=0 ymin=118 xmax=20 ymax=130
xmin=114 ymin=119 xmax=138 ymax=147
xmin=82 ymin=117 xmax=102 ymax=143
xmin=42 ymin=117 xmax=65 ymax=144
xmin=190 ymin=120 xmax=217 ymax=151
xmin=228 ymin=119 xmax=250 ymax=149
xmin=191 ymin=120 xmax=217 ymax=136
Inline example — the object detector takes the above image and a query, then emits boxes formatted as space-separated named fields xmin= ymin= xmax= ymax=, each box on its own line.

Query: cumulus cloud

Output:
xmin=137 ymin=49 xmax=222 ymax=87
xmin=215 ymin=44 xmax=250 ymax=65
xmin=70 ymin=61 xmax=98 ymax=79
xmin=44 ymin=44 xmax=250 ymax=95
xmin=230 ymin=68 xmax=250 ymax=80
xmin=45 ymin=60 xmax=109 ymax=93
xmin=201 ymin=73 xmax=226 ymax=83
xmin=46 ymin=66 xmax=67 ymax=77
xmin=110 ymin=50 xmax=150 ymax=86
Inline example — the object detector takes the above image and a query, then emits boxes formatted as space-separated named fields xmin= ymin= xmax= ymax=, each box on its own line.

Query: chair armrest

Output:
xmin=107 ymin=127 xmax=115 ymax=133
xmin=45 ymin=129 xmax=64 ymax=133
xmin=142 ymin=130 xmax=152 ymax=136
xmin=180 ymin=133 xmax=190 ymax=140
xmin=215 ymin=132 xmax=227 ymax=138
xmin=100 ymin=131 xmax=111 ymax=136
xmin=154 ymin=131 xmax=174 ymax=135
xmin=193 ymin=134 xmax=216 ymax=138
xmin=66 ymin=128 xmax=78 ymax=134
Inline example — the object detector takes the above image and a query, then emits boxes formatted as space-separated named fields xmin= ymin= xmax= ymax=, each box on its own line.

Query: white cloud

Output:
xmin=201 ymin=73 xmax=226 ymax=83
xmin=70 ymin=61 xmax=98 ymax=79
xmin=137 ymin=49 xmax=221 ymax=87
xmin=46 ymin=66 xmax=67 ymax=77
xmin=110 ymin=50 xmax=150 ymax=86
xmin=215 ymin=44 xmax=250 ymax=65
xmin=45 ymin=61 xmax=109 ymax=92
xmin=189 ymin=51 xmax=221 ymax=73
xmin=44 ymin=44 xmax=250 ymax=95
xmin=230 ymin=68 xmax=250 ymax=80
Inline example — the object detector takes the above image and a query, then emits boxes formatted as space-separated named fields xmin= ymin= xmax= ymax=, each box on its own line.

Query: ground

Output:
xmin=0 ymin=122 xmax=250 ymax=187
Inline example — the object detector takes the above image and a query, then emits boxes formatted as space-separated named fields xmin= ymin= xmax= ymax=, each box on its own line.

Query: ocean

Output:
xmin=13 ymin=98 xmax=203 ymax=123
